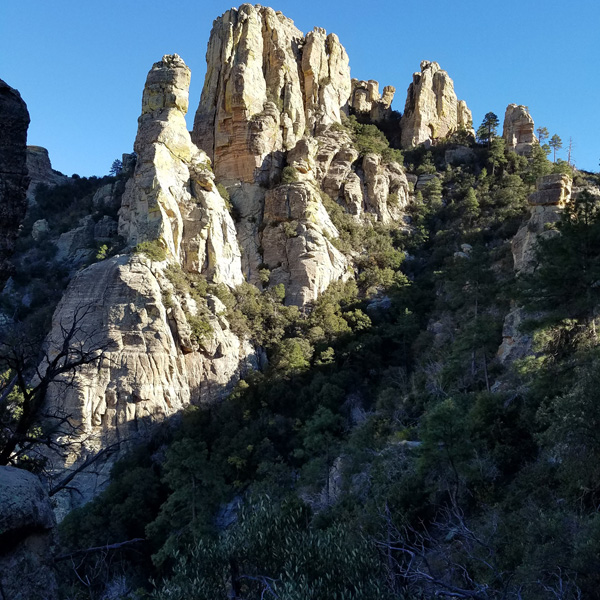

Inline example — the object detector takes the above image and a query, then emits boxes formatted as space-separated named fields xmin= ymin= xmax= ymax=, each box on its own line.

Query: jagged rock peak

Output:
xmin=0 ymin=79 xmax=30 ymax=287
xmin=502 ymin=104 xmax=537 ymax=156
xmin=118 ymin=53 xmax=244 ymax=287
xmin=349 ymin=79 xmax=396 ymax=122
xmin=400 ymin=60 xmax=473 ymax=148
xmin=192 ymin=4 xmax=351 ymax=184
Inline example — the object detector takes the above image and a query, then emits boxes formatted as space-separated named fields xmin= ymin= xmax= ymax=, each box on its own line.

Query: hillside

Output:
xmin=1 ymin=4 xmax=600 ymax=600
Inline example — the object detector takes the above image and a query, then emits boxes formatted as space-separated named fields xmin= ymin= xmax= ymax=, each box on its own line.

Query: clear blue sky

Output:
xmin=1 ymin=1 xmax=598 ymax=176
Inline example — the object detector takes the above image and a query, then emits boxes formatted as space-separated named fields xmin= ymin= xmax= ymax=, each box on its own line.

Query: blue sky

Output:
xmin=1 ymin=1 xmax=598 ymax=176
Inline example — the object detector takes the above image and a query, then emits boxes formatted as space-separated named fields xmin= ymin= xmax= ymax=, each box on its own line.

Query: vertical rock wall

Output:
xmin=0 ymin=79 xmax=30 ymax=288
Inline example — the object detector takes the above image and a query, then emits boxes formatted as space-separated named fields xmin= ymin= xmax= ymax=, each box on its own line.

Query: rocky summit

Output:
xmin=1 ymin=5 xmax=599 ymax=600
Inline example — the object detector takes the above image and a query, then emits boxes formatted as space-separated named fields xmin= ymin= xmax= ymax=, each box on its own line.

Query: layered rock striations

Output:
xmin=0 ymin=79 xmax=30 ymax=288
xmin=44 ymin=55 xmax=255 ymax=509
xmin=26 ymin=145 xmax=68 ymax=202
xmin=400 ymin=61 xmax=473 ymax=148
xmin=503 ymin=104 xmax=536 ymax=156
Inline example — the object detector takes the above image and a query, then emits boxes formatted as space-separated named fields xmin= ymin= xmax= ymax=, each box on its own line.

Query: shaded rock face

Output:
xmin=192 ymin=4 xmax=351 ymax=185
xmin=349 ymin=79 xmax=395 ymax=123
xmin=400 ymin=61 xmax=473 ymax=148
xmin=498 ymin=174 xmax=572 ymax=363
xmin=503 ymin=104 xmax=536 ymax=156
xmin=0 ymin=466 xmax=58 ymax=600
xmin=0 ymin=80 xmax=30 ymax=288
xmin=44 ymin=55 xmax=255 ymax=511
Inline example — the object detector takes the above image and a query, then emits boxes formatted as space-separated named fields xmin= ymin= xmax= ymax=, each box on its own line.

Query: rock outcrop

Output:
xmin=0 ymin=79 xmax=30 ymax=288
xmin=498 ymin=174 xmax=572 ymax=363
xmin=0 ymin=466 xmax=58 ymax=600
xmin=400 ymin=61 xmax=473 ymax=148
xmin=192 ymin=4 xmax=351 ymax=185
xmin=349 ymin=79 xmax=395 ymax=123
xmin=511 ymin=173 xmax=571 ymax=274
xmin=503 ymin=104 xmax=536 ymax=156
xmin=44 ymin=55 xmax=255 ymax=510
xmin=262 ymin=181 xmax=348 ymax=305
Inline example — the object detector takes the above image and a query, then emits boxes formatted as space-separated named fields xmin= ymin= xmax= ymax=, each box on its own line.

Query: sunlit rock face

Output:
xmin=192 ymin=4 xmax=351 ymax=185
xmin=44 ymin=55 xmax=255 ymax=512
xmin=503 ymin=104 xmax=537 ymax=156
xmin=400 ymin=61 xmax=473 ymax=148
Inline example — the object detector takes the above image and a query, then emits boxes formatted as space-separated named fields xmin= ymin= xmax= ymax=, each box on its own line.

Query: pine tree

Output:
xmin=476 ymin=112 xmax=499 ymax=148
xmin=549 ymin=134 xmax=563 ymax=163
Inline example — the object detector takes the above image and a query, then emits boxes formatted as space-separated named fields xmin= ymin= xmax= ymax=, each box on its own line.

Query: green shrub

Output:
xmin=281 ymin=165 xmax=298 ymax=184
xmin=134 ymin=239 xmax=167 ymax=261
xmin=188 ymin=314 xmax=212 ymax=345
xmin=216 ymin=183 xmax=233 ymax=212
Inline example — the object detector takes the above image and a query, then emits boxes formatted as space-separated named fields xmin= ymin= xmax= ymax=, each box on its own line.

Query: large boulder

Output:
xmin=0 ymin=466 xmax=58 ymax=600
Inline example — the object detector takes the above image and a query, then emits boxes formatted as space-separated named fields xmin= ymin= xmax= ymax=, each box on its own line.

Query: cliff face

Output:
xmin=0 ymin=79 xmax=30 ymax=287
xmin=400 ymin=61 xmax=473 ymax=148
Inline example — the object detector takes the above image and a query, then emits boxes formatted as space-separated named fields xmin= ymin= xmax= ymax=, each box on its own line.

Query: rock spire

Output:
xmin=502 ymin=104 xmax=537 ymax=156
xmin=400 ymin=61 xmax=473 ymax=148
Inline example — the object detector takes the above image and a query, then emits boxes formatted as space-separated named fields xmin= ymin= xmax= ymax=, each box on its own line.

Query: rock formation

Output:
xmin=119 ymin=54 xmax=243 ymax=287
xmin=349 ymin=79 xmax=395 ymax=123
xmin=498 ymin=174 xmax=572 ymax=363
xmin=400 ymin=61 xmax=473 ymax=148
xmin=0 ymin=466 xmax=58 ymax=600
xmin=192 ymin=4 xmax=351 ymax=185
xmin=0 ymin=79 xmax=30 ymax=288
xmin=26 ymin=145 xmax=68 ymax=202
xmin=503 ymin=104 xmax=536 ymax=156
xmin=43 ymin=55 xmax=256 ymax=510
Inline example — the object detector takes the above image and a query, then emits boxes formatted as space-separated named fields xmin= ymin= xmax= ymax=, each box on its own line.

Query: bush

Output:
xmin=134 ymin=239 xmax=167 ymax=261
xmin=281 ymin=166 xmax=298 ymax=184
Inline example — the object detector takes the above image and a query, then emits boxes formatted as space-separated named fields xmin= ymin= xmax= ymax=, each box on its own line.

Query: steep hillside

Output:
xmin=1 ymin=4 xmax=600 ymax=600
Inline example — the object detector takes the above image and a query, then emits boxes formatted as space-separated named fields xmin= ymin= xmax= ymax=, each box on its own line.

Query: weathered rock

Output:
xmin=444 ymin=145 xmax=476 ymax=166
xmin=118 ymin=53 xmax=243 ymax=288
xmin=262 ymin=181 xmax=348 ymax=305
xmin=44 ymin=255 xmax=257 ymax=512
xmin=512 ymin=174 xmax=571 ymax=274
xmin=43 ymin=55 xmax=253 ymax=510
xmin=497 ymin=306 xmax=535 ymax=363
xmin=503 ymin=104 xmax=536 ymax=156
xmin=0 ymin=466 xmax=58 ymax=600
xmin=31 ymin=218 xmax=49 ymax=241
xmin=0 ymin=79 xmax=30 ymax=288
xmin=349 ymin=79 xmax=395 ymax=122
xmin=192 ymin=5 xmax=351 ymax=184
xmin=400 ymin=61 xmax=473 ymax=148
xmin=362 ymin=154 xmax=410 ymax=223
xmin=55 ymin=215 xmax=95 ymax=265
